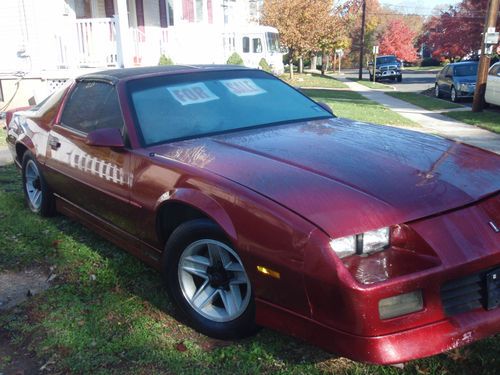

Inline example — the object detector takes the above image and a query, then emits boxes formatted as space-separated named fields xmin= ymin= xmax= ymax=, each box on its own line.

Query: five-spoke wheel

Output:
xmin=22 ymin=152 xmax=54 ymax=216
xmin=164 ymin=219 xmax=256 ymax=339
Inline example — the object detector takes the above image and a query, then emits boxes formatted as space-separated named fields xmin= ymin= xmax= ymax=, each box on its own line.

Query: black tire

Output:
xmin=397 ymin=75 xmax=402 ymax=82
xmin=434 ymin=84 xmax=442 ymax=98
xmin=450 ymin=86 xmax=460 ymax=102
xmin=162 ymin=219 xmax=257 ymax=339
xmin=21 ymin=151 xmax=55 ymax=216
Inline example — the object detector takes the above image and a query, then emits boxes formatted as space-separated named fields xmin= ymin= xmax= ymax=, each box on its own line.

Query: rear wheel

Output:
xmin=22 ymin=151 xmax=55 ymax=216
xmin=163 ymin=219 xmax=257 ymax=339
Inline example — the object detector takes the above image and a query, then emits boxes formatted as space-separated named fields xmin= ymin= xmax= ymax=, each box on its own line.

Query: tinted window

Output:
xmin=242 ymin=37 xmax=249 ymax=53
xmin=489 ymin=64 xmax=500 ymax=76
xmin=128 ymin=70 xmax=332 ymax=146
xmin=61 ymin=81 xmax=124 ymax=133
xmin=376 ymin=56 xmax=397 ymax=65
xmin=453 ymin=63 xmax=478 ymax=77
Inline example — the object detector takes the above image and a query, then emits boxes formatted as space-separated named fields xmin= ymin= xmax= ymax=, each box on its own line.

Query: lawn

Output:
xmin=302 ymin=88 xmax=417 ymax=127
xmin=445 ymin=109 xmax=500 ymax=134
xmin=279 ymin=73 xmax=348 ymax=89
xmin=1 ymin=164 xmax=500 ymax=374
xmin=385 ymin=92 xmax=462 ymax=111
xmin=348 ymin=78 xmax=393 ymax=90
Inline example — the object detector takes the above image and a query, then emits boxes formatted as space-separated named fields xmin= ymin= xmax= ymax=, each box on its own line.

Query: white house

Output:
xmin=0 ymin=0 xmax=282 ymax=110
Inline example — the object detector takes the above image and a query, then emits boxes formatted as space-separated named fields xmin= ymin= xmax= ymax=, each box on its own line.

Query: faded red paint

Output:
xmin=5 ymin=66 xmax=500 ymax=365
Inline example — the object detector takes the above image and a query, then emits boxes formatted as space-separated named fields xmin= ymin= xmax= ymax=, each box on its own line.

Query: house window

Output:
xmin=242 ymin=37 xmax=249 ymax=53
xmin=252 ymin=38 xmax=262 ymax=53
xmin=195 ymin=0 xmax=204 ymax=22
xmin=167 ymin=0 xmax=174 ymax=26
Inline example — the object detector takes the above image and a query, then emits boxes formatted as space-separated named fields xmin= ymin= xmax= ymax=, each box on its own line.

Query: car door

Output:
xmin=43 ymin=80 xmax=133 ymax=230
xmin=441 ymin=65 xmax=453 ymax=94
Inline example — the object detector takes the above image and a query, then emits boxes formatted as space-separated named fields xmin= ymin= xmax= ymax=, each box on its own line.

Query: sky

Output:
xmin=378 ymin=0 xmax=462 ymax=15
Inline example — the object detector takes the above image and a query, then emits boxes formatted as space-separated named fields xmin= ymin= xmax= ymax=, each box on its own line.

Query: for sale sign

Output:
xmin=220 ymin=79 xmax=266 ymax=97
xmin=167 ymin=83 xmax=219 ymax=105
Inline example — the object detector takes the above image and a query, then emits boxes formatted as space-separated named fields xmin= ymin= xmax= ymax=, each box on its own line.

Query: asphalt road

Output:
xmin=342 ymin=68 xmax=438 ymax=93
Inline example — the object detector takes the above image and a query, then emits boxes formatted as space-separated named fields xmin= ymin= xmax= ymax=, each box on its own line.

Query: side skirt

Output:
xmin=54 ymin=193 xmax=163 ymax=270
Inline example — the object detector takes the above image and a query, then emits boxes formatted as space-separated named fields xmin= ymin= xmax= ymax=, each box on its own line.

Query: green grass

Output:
xmin=348 ymin=79 xmax=393 ymax=90
xmin=1 ymin=163 xmax=500 ymax=374
xmin=385 ymin=92 xmax=462 ymax=111
xmin=303 ymin=89 xmax=417 ymax=127
xmin=445 ymin=110 xmax=500 ymax=134
xmin=280 ymin=73 xmax=348 ymax=89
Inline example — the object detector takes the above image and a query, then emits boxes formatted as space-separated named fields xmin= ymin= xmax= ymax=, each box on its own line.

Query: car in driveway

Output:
xmin=485 ymin=62 xmax=500 ymax=107
xmin=435 ymin=61 xmax=478 ymax=102
xmin=4 ymin=65 xmax=500 ymax=365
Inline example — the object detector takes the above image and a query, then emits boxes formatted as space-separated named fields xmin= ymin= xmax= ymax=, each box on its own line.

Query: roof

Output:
xmin=77 ymin=65 xmax=251 ymax=84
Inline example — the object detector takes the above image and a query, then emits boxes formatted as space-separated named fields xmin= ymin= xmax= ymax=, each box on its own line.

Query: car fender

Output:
xmin=155 ymin=187 xmax=238 ymax=242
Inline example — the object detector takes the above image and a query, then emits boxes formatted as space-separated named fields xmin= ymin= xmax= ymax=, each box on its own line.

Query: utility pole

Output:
xmin=472 ymin=0 xmax=500 ymax=112
xmin=358 ymin=0 xmax=367 ymax=80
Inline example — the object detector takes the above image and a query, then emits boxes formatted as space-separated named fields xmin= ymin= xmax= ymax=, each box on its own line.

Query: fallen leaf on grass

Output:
xmin=175 ymin=342 xmax=187 ymax=352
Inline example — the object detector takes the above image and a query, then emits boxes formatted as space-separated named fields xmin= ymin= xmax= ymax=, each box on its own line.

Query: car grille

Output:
xmin=380 ymin=65 xmax=397 ymax=71
xmin=441 ymin=266 xmax=500 ymax=316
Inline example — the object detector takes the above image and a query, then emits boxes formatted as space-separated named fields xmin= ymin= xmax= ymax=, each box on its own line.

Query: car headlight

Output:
xmin=460 ymin=83 xmax=475 ymax=91
xmin=330 ymin=227 xmax=390 ymax=258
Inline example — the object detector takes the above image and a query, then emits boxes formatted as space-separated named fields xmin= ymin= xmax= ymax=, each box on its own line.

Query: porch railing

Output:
xmin=76 ymin=18 xmax=118 ymax=67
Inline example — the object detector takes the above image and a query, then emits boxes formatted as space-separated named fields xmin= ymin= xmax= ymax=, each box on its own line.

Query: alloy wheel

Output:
xmin=24 ymin=159 xmax=43 ymax=210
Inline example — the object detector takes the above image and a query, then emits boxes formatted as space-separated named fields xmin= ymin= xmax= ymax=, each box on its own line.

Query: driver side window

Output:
xmin=61 ymin=81 xmax=124 ymax=133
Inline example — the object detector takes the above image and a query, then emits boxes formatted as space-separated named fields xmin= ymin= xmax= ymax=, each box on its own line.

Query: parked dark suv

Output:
xmin=369 ymin=55 xmax=402 ymax=82
xmin=434 ymin=61 xmax=478 ymax=102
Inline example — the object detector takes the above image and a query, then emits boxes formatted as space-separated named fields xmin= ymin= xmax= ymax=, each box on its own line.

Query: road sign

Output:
xmin=485 ymin=32 xmax=499 ymax=45
xmin=372 ymin=45 xmax=379 ymax=54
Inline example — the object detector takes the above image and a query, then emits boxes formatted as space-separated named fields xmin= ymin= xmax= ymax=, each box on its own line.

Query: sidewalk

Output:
xmin=339 ymin=78 xmax=500 ymax=154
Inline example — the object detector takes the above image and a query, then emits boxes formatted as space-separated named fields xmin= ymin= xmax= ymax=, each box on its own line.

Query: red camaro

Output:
xmin=5 ymin=66 xmax=500 ymax=365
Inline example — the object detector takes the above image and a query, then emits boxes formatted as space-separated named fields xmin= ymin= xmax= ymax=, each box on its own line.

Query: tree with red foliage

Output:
xmin=379 ymin=19 xmax=418 ymax=62
xmin=421 ymin=0 xmax=499 ymax=60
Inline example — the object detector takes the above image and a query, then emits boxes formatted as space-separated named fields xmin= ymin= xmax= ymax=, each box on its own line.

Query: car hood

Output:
xmin=151 ymin=118 xmax=500 ymax=238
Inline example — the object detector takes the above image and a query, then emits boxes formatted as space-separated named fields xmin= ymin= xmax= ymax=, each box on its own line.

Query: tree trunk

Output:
xmin=311 ymin=54 xmax=317 ymax=71
xmin=333 ymin=53 xmax=337 ymax=74
xmin=299 ymin=57 xmax=304 ymax=74
xmin=289 ymin=49 xmax=294 ymax=79
xmin=321 ymin=48 xmax=326 ymax=75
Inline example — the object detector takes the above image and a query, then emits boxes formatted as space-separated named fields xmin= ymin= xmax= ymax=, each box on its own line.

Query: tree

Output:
xmin=261 ymin=0 xmax=337 ymax=78
xmin=421 ymin=0 xmax=499 ymax=60
xmin=379 ymin=19 xmax=418 ymax=62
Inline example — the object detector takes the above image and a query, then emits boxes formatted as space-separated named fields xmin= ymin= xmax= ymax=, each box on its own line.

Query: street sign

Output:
xmin=485 ymin=32 xmax=499 ymax=45
xmin=372 ymin=45 xmax=379 ymax=54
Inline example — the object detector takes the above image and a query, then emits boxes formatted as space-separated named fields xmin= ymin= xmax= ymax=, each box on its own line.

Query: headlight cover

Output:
xmin=460 ymin=82 xmax=475 ymax=91
xmin=330 ymin=227 xmax=390 ymax=258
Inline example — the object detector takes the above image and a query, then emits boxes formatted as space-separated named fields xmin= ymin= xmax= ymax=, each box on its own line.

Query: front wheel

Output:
xmin=435 ymin=84 xmax=442 ymax=98
xmin=163 ymin=219 xmax=257 ymax=339
xmin=450 ymin=86 xmax=459 ymax=102
xmin=22 ymin=151 xmax=55 ymax=216
xmin=396 ymin=75 xmax=402 ymax=82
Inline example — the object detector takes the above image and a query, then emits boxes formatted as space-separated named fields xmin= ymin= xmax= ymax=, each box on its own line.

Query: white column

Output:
xmin=115 ymin=0 xmax=133 ymax=67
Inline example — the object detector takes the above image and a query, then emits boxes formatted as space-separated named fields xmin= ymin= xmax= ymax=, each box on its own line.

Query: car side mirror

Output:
xmin=86 ymin=127 xmax=125 ymax=148
xmin=317 ymin=101 xmax=334 ymax=115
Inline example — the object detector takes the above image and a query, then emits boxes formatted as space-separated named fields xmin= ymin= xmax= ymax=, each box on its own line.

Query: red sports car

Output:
xmin=5 ymin=66 xmax=500 ymax=365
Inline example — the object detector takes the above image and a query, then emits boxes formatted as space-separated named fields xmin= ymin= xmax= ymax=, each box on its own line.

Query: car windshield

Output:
xmin=128 ymin=70 xmax=332 ymax=146
xmin=376 ymin=56 xmax=397 ymax=65
xmin=454 ymin=63 xmax=478 ymax=77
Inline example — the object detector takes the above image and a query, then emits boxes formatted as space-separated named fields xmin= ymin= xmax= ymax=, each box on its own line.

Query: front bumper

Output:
xmin=257 ymin=298 xmax=500 ymax=364
xmin=375 ymin=70 xmax=401 ymax=78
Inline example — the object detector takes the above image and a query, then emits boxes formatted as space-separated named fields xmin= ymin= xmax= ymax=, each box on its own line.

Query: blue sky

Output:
xmin=379 ymin=0 xmax=461 ymax=15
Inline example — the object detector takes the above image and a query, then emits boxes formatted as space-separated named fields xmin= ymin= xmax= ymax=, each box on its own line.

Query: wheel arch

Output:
xmin=155 ymin=188 xmax=238 ymax=248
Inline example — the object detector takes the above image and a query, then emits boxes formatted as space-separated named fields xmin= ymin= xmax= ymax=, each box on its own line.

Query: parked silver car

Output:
xmin=434 ymin=61 xmax=478 ymax=102
xmin=485 ymin=62 xmax=500 ymax=107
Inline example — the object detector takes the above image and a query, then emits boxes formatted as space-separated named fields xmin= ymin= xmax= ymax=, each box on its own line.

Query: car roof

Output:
xmin=76 ymin=65 xmax=251 ymax=84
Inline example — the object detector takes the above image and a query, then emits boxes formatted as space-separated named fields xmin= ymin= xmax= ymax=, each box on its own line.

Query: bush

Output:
xmin=440 ymin=58 xmax=451 ymax=66
xmin=158 ymin=55 xmax=174 ymax=65
xmin=226 ymin=52 xmax=244 ymax=65
xmin=259 ymin=58 xmax=272 ymax=72
xmin=420 ymin=57 xmax=440 ymax=67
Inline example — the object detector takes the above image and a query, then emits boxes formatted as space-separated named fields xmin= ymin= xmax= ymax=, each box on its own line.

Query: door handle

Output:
xmin=49 ymin=136 xmax=61 ymax=150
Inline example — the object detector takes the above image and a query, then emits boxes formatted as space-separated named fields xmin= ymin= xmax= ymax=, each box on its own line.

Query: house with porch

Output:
xmin=0 ymin=0 xmax=272 ymax=109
